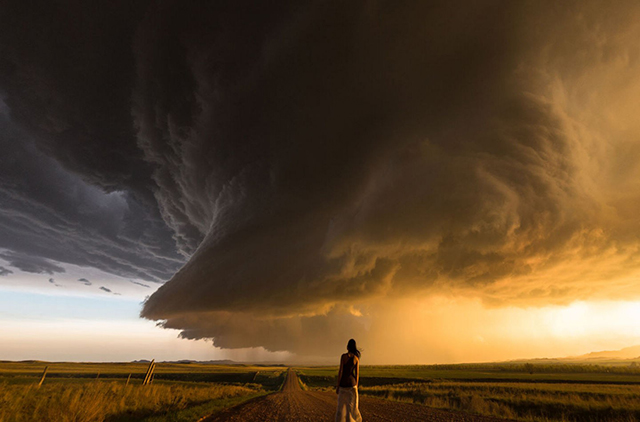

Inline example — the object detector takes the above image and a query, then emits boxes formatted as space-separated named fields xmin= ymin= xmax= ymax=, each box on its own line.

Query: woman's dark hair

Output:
xmin=347 ymin=338 xmax=361 ymax=358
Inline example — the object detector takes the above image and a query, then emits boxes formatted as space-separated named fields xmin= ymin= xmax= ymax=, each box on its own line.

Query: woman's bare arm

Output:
xmin=355 ymin=357 xmax=360 ymax=387
xmin=336 ymin=354 xmax=344 ymax=394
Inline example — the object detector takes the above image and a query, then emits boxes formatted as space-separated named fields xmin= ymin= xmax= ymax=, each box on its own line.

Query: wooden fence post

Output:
xmin=142 ymin=360 xmax=156 ymax=385
xmin=37 ymin=366 xmax=48 ymax=388
xmin=148 ymin=361 xmax=156 ymax=384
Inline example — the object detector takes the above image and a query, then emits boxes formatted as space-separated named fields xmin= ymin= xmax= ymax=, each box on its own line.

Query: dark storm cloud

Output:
xmin=49 ymin=277 xmax=62 ymax=287
xmin=2 ymin=0 xmax=640 ymax=356
xmin=0 ymin=266 xmax=12 ymax=276
xmin=0 ymin=251 xmax=65 ymax=275
xmin=164 ymin=305 xmax=368 ymax=356
xmin=0 ymin=101 xmax=185 ymax=282
xmin=78 ymin=278 xmax=92 ymax=286
xmin=136 ymin=0 xmax=640 ymax=354
xmin=0 ymin=0 xmax=186 ymax=284
xmin=130 ymin=280 xmax=150 ymax=288
xmin=0 ymin=0 xmax=152 ymax=194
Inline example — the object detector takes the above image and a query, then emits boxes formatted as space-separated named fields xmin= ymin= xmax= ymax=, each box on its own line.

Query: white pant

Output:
xmin=335 ymin=386 xmax=363 ymax=422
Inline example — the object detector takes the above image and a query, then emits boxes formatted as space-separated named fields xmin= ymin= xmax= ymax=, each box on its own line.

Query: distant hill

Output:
xmin=506 ymin=345 xmax=640 ymax=364
xmin=575 ymin=345 xmax=640 ymax=360
xmin=131 ymin=359 xmax=238 ymax=365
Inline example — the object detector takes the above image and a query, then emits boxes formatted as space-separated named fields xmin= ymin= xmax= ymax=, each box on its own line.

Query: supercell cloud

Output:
xmin=2 ymin=1 xmax=640 ymax=356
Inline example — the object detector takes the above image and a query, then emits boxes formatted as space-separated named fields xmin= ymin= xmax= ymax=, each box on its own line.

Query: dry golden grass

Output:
xmin=0 ymin=380 xmax=260 ymax=422
xmin=360 ymin=381 xmax=640 ymax=421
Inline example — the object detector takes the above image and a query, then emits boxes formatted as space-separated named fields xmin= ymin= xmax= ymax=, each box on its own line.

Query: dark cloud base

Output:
xmin=0 ymin=251 xmax=65 ymax=275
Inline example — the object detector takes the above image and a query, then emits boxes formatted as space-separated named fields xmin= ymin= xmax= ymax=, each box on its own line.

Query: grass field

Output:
xmin=0 ymin=362 xmax=285 ymax=422
xmin=360 ymin=381 xmax=640 ymax=421
xmin=5 ymin=361 xmax=640 ymax=421
xmin=297 ymin=363 xmax=640 ymax=386
xmin=0 ymin=361 xmax=287 ymax=385
xmin=296 ymin=362 xmax=640 ymax=421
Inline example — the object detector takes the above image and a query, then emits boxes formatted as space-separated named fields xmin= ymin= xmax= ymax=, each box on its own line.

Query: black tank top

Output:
xmin=339 ymin=354 xmax=357 ymax=387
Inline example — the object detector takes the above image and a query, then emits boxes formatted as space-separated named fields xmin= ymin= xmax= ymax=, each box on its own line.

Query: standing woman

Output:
xmin=335 ymin=339 xmax=363 ymax=422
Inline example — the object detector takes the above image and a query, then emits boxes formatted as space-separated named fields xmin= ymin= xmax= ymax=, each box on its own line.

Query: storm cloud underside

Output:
xmin=2 ymin=0 xmax=640 ymax=357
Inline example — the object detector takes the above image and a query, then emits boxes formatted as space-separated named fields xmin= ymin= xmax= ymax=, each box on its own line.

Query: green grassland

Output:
xmin=296 ymin=362 xmax=640 ymax=421
xmin=0 ymin=362 xmax=285 ymax=422
xmin=296 ymin=362 xmax=640 ymax=387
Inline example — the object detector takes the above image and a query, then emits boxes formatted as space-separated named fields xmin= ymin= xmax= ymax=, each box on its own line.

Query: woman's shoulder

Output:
xmin=343 ymin=352 xmax=359 ymax=362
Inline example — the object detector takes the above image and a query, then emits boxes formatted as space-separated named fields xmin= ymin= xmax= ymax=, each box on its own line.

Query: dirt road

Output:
xmin=203 ymin=369 xmax=510 ymax=422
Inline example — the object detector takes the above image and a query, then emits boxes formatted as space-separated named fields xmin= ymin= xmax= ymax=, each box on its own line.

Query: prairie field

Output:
xmin=296 ymin=362 xmax=640 ymax=421
xmin=359 ymin=381 xmax=640 ymax=422
xmin=297 ymin=362 xmax=640 ymax=385
xmin=0 ymin=361 xmax=286 ymax=385
xmin=0 ymin=362 xmax=285 ymax=422
xmin=5 ymin=361 xmax=640 ymax=421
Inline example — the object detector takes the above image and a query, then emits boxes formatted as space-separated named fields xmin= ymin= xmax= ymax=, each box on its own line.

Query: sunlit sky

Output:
xmin=2 ymin=1 xmax=640 ymax=363
xmin=2 ymin=268 xmax=640 ymax=363
xmin=0 ymin=268 xmax=291 ymax=363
